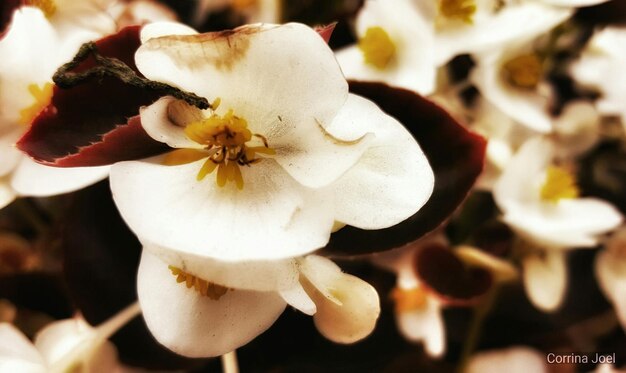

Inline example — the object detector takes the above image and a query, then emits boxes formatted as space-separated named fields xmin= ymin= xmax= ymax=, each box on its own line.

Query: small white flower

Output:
xmin=0 ymin=5 xmax=113 ymax=209
xmin=570 ymin=27 xmax=626 ymax=131
xmin=465 ymin=346 xmax=548 ymax=373
xmin=110 ymin=22 xmax=434 ymax=266
xmin=138 ymin=248 xmax=380 ymax=357
xmin=0 ymin=303 xmax=140 ymax=373
xmin=494 ymin=137 xmax=622 ymax=310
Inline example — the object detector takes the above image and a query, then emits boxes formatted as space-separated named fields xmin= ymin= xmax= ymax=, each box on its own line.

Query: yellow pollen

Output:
xmin=540 ymin=166 xmax=580 ymax=203
xmin=391 ymin=287 xmax=428 ymax=313
xmin=439 ymin=0 xmax=477 ymax=24
xmin=358 ymin=27 xmax=396 ymax=70
xmin=25 ymin=0 xmax=57 ymax=18
xmin=179 ymin=108 xmax=275 ymax=190
xmin=168 ymin=266 xmax=230 ymax=300
xmin=503 ymin=54 xmax=543 ymax=89
xmin=18 ymin=83 xmax=53 ymax=126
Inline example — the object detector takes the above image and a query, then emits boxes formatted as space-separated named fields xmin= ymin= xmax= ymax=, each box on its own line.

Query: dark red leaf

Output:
xmin=321 ymin=82 xmax=486 ymax=256
xmin=17 ymin=25 xmax=167 ymax=166
xmin=415 ymin=243 xmax=492 ymax=306
xmin=314 ymin=22 xmax=337 ymax=44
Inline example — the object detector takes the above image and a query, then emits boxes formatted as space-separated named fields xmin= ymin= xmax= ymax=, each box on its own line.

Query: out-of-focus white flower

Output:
xmin=553 ymin=100 xmax=601 ymax=160
xmin=570 ymin=27 xmax=626 ymax=131
xmin=595 ymin=227 xmax=626 ymax=330
xmin=335 ymin=0 xmax=437 ymax=95
xmin=0 ymin=303 xmax=140 ymax=373
xmin=110 ymin=22 xmax=433 ymax=266
xmin=494 ymin=137 xmax=622 ymax=311
xmin=194 ymin=0 xmax=280 ymax=25
xmin=465 ymin=346 xmax=547 ymax=373
xmin=540 ymin=0 xmax=610 ymax=8
xmin=108 ymin=0 xmax=178 ymax=28
xmin=471 ymin=37 xmax=557 ymax=133
xmin=138 ymin=249 xmax=380 ymax=357
xmin=0 ymin=5 xmax=113 ymax=209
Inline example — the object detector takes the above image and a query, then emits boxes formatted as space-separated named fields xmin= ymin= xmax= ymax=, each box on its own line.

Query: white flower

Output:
xmin=138 ymin=248 xmax=380 ymax=357
xmin=107 ymin=0 xmax=178 ymax=29
xmin=109 ymin=22 xmax=434 ymax=265
xmin=336 ymin=0 xmax=570 ymax=95
xmin=0 ymin=5 xmax=113 ymax=209
xmin=494 ymin=137 xmax=622 ymax=310
xmin=193 ymin=0 xmax=280 ymax=26
xmin=335 ymin=0 xmax=437 ymax=95
xmin=0 ymin=303 xmax=140 ymax=373
xmin=595 ymin=227 xmax=626 ymax=330
xmin=553 ymin=100 xmax=601 ymax=160
xmin=570 ymin=27 xmax=626 ymax=131
xmin=465 ymin=346 xmax=548 ymax=373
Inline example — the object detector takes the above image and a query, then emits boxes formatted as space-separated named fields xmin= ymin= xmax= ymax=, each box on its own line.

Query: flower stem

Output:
xmin=457 ymin=285 xmax=500 ymax=372
xmin=221 ymin=350 xmax=239 ymax=373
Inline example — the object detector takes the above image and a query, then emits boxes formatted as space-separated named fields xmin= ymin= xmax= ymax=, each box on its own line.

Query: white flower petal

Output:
xmin=279 ymin=283 xmax=317 ymax=316
xmin=471 ymin=52 xmax=553 ymax=133
xmin=335 ymin=0 xmax=437 ymax=95
xmin=139 ymin=21 xmax=197 ymax=44
xmin=324 ymin=94 xmax=434 ymax=229
xmin=466 ymin=346 xmax=547 ymax=373
xmin=0 ymin=129 xmax=23 ymax=177
xmin=541 ymin=0 xmax=609 ymax=7
xmin=0 ymin=323 xmax=44 ymax=368
xmin=10 ymin=158 xmax=109 ymax=197
xmin=299 ymin=255 xmax=380 ymax=344
xmin=137 ymin=251 xmax=286 ymax=357
xmin=139 ymin=97 xmax=203 ymax=149
xmin=34 ymin=319 xmax=94 ymax=367
xmin=553 ymin=100 xmax=600 ymax=159
xmin=135 ymin=22 xmax=348 ymax=144
xmin=503 ymin=198 xmax=622 ymax=248
xmin=110 ymin=157 xmax=334 ymax=261
xmin=595 ymin=232 xmax=626 ymax=329
xmin=522 ymin=251 xmax=567 ymax=312
xmin=144 ymin=242 xmax=300 ymax=292
xmin=395 ymin=296 xmax=445 ymax=358
xmin=435 ymin=3 xmax=571 ymax=65
xmin=0 ymin=179 xmax=16 ymax=210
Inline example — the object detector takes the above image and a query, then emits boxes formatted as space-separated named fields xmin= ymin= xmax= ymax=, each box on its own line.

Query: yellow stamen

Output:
xmin=540 ymin=166 xmax=580 ymax=203
xmin=18 ymin=83 xmax=53 ymax=126
xmin=177 ymin=107 xmax=274 ymax=190
xmin=25 ymin=0 xmax=57 ymax=18
xmin=168 ymin=266 xmax=230 ymax=300
xmin=439 ymin=0 xmax=476 ymax=24
xmin=163 ymin=149 xmax=209 ymax=166
xmin=502 ymin=54 xmax=543 ymax=89
xmin=391 ymin=287 xmax=428 ymax=313
xmin=358 ymin=27 xmax=396 ymax=70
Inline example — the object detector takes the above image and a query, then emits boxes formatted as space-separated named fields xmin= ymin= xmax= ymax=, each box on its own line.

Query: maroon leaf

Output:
xmin=415 ymin=243 xmax=492 ymax=306
xmin=314 ymin=22 xmax=337 ymax=44
xmin=321 ymin=82 xmax=486 ymax=256
xmin=17 ymin=25 xmax=168 ymax=166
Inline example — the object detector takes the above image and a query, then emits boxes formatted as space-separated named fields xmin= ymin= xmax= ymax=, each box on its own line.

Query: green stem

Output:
xmin=457 ymin=285 xmax=501 ymax=372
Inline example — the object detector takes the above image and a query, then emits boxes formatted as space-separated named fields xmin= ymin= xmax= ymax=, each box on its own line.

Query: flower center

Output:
xmin=25 ymin=0 xmax=57 ymax=18
xmin=165 ymin=102 xmax=275 ymax=190
xmin=439 ymin=0 xmax=476 ymax=24
xmin=168 ymin=266 xmax=230 ymax=300
xmin=19 ymin=83 xmax=53 ymax=126
xmin=358 ymin=27 xmax=396 ymax=70
xmin=502 ymin=54 xmax=542 ymax=89
xmin=540 ymin=166 xmax=580 ymax=203
xmin=391 ymin=286 xmax=428 ymax=312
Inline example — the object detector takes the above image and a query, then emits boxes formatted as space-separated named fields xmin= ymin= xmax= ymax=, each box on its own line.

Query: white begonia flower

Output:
xmin=471 ymin=35 xmax=558 ymax=133
xmin=107 ymin=0 xmax=178 ymax=28
xmin=465 ymin=346 xmax=548 ymax=373
xmin=595 ymin=227 xmax=626 ymax=330
xmin=110 ymin=22 xmax=434 ymax=269
xmin=540 ymin=0 xmax=610 ymax=8
xmin=494 ymin=137 xmax=622 ymax=311
xmin=0 ymin=5 xmax=113 ymax=209
xmin=570 ymin=27 xmax=626 ymax=131
xmin=553 ymin=100 xmax=601 ymax=160
xmin=335 ymin=0 xmax=437 ymax=95
xmin=138 ymin=248 xmax=380 ymax=357
xmin=372 ymin=235 xmax=447 ymax=358
xmin=0 ymin=302 xmax=140 ymax=373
